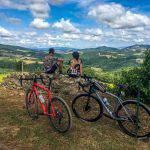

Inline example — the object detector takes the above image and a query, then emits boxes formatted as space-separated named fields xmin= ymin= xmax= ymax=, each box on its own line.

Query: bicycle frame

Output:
xmin=29 ymin=82 xmax=56 ymax=117
xmin=77 ymin=76 xmax=137 ymax=122
xmin=95 ymin=91 xmax=135 ymax=121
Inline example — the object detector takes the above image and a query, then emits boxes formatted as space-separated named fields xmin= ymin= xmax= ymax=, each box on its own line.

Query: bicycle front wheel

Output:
xmin=72 ymin=93 xmax=103 ymax=122
xmin=25 ymin=89 xmax=38 ymax=120
xmin=48 ymin=96 xmax=72 ymax=133
xmin=116 ymin=100 xmax=150 ymax=138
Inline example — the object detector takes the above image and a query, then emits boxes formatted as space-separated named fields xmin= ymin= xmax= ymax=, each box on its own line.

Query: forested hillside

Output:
xmin=0 ymin=44 xmax=149 ymax=71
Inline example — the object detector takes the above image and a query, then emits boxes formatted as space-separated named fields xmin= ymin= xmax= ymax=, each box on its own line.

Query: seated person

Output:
xmin=43 ymin=48 xmax=63 ymax=74
xmin=67 ymin=51 xmax=83 ymax=78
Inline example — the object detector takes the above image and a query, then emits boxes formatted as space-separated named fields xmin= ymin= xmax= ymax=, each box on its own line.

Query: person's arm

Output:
xmin=80 ymin=59 xmax=83 ymax=75
xmin=43 ymin=56 xmax=48 ymax=68
xmin=68 ymin=59 xmax=71 ymax=68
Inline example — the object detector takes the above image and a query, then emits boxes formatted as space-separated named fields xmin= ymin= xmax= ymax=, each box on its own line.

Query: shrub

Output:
xmin=116 ymin=49 xmax=150 ymax=103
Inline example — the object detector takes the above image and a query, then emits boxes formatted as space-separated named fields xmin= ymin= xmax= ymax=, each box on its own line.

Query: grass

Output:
xmin=0 ymin=57 xmax=21 ymax=62
xmin=0 ymin=83 xmax=149 ymax=150
xmin=0 ymin=73 xmax=9 ymax=83
xmin=23 ymin=59 xmax=36 ymax=64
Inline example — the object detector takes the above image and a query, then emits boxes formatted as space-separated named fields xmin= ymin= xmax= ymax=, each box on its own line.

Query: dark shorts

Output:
xmin=45 ymin=63 xmax=58 ymax=74
xmin=68 ymin=74 xmax=78 ymax=78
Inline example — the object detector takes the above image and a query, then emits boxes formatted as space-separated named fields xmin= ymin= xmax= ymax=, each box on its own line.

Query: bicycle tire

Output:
xmin=72 ymin=93 xmax=103 ymax=122
xmin=25 ymin=89 xmax=38 ymax=120
xmin=48 ymin=96 xmax=72 ymax=133
xmin=116 ymin=100 xmax=150 ymax=138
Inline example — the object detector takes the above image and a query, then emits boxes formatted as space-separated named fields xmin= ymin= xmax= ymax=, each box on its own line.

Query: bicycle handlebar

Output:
xmin=20 ymin=76 xmax=44 ymax=86
xmin=78 ymin=80 xmax=92 ymax=88
xmin=81 ymin=74 xmax=93 ymax=81
xmin=19 ymin=75 xmax=56 ymax=87
xmin=78 ymin=74 xmax=94 ymax=91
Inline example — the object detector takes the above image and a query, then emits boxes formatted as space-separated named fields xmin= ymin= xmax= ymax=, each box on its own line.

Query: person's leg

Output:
xmin=57 ymin=61 xmax=63 ymax=74
xmin=45 ymin=63 xmax=58 ymax=74
xmin=69 ymin=74 xmax=78 ymax=78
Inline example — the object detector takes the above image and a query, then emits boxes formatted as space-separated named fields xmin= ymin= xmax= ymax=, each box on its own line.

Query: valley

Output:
xmin=0 ymin=44 xmax=149 ymax=72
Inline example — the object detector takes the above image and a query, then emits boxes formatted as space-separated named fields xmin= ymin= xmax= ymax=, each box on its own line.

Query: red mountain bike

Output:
xmin=20 ymin=75 xmax=72 ymax=133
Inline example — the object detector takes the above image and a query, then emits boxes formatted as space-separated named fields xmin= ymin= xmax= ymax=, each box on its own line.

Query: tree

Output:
xmin=117 ymin=49 xmax=150 ymax=103
xmin=142 ymin=49 xmax=150 ymax=80
xmin=141 ymin=49 xmax=150 ymax=103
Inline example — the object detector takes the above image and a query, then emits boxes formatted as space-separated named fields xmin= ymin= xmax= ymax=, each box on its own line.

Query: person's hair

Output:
xmin=49 ymin=48 xmax=55 ymax=54
xmin=72 ymin=51 xmax=79 ymax=60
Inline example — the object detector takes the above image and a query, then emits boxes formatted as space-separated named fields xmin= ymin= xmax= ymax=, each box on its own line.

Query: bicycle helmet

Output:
xmin=49 ymin=48 xmax=55 ymax=54
xmin=72 ymin=51 xmax=79 ymax=60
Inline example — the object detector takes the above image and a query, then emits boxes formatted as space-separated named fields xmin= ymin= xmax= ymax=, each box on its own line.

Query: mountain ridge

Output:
xmin=0 ymin=43 xmax=150 ymax=52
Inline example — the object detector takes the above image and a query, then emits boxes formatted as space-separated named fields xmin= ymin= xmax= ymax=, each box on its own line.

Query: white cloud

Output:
xmin=52 ymin=18 xmax=80 ymax=33
xmin=50 ymin=0 xmax=96 ymax=7
xmin=0 ymin=13 xmax=22 ymax=25
xmin=0 ymin=26 xmax=12 ymax=37
xmin=29 ymin=0 xmax=50 ymax=19
xmin=44 ymin=33 xmax=57 ymax=40
xmin=8 ymin=18 xmax=22 ymax=25
xmin=88 ymin=3 xmax=150 ymax=29
xmin=25 ymin=31 xmax=37 ymax=37
xmin=0 ymin=0 xmax=27 ymax=10
xmin=85 ymin=28 xmax=102 ymax=35
xmin=113 ymin=11 xmax=150 ymax=29
xmin=30 ymin=18 xmax=50 ymax=29
xmin=77 ymin=0 xmax=96 ymax=7
xmin=56 ymin=33 xmax=80 ymax=41
xmin=35 ymin=33 xmax=71 ymax=47
xmin=49 ymin=0 xmax=68 ymax=5
xmin=55 ymin=32 xmax=101 ymax=42
xmin=81 ymin=34 xmax=101 ymax=41
xmin=128 ymin=27 xmax=144 ymax=32
xmin=29 ymin=0 xmax=50 ymax=30
xmin=1 ymin=25 xmax=149 ymax=48
xmin=19 ymin=39 xmax=33 ymax=45
xmin=134 ymin=38 xmax=144 ymax=43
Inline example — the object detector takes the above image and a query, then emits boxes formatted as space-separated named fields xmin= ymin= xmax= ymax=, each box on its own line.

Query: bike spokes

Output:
xmin=72 ymin=94 xmax=103 ymax=122
xmin=26 ymin=91 xmax=38 ymax=119
xmin=53 ymin=103 xmax=67 ymax=128
xmin=48 ymin=97 xmax=72 ymax=133
xmin=117 ymin=101 xmax=150 ymax=138
xmin=80 ymin=98 xmax=98 ymax=119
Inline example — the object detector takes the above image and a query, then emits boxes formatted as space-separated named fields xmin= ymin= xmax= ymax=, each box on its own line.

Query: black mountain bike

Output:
xmin=72 ymin=74 xmax=150 ymax=138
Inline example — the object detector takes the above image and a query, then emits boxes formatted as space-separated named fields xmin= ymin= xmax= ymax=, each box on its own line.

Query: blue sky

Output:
xmin=0 ymin=0 xmax=149 ymax=48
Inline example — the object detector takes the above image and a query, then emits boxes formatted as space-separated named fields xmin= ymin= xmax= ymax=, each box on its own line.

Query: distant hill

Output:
xmin=122 ymin=44 xmax=150 ymax=51
xmin=0 ymin=44 xmax=32 ymax=51
xmin=1 ymin=43 xmax=149 ymax=53
xmin=0 ymin=44 xmax=76 ymax=54
xmin=80 ymin=46 xmax=119 ymax=51
xmin=0 ymin=44 xmax=46 ymax=59
xmin=37 ymin=47 xmax=76 ymax=52
xmin=80 ymin=45 xmax=150 ymax=52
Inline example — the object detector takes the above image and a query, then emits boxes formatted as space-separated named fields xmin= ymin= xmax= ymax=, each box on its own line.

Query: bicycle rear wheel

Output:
xmin=48 ymin=96 xmax=72 ymax=133
xmin=116 ymin=100 xmax=150 ymax=138
xmin=72 ymin=93 xmax=103 ymax=122
xmin=25 ymin=89 xmax=38 ymax=120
